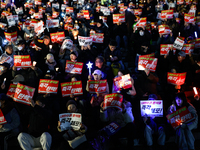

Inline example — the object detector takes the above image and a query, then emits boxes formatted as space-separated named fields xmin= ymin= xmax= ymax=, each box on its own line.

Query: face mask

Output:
xmin=139 ymin=30 xmax=144 ymax=36
xmin=18 ymin=46 xmax=23 ymax=51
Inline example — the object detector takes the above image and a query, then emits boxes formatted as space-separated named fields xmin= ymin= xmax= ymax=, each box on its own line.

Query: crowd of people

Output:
xmin=0 ymin=0 xmax=200 ymax=149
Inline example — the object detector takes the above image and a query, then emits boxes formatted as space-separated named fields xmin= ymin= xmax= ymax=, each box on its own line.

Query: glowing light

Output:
xmin=193 ymin=87 xmax=198 ymax=95
xmin=195 ymin=31 xmax=198 ymax=38
xmin=86 ymin=61 xmax=93 ymax=75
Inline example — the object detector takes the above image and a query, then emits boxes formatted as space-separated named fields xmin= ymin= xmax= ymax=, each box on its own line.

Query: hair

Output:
xmin=5 ymin=45 xmax=13 ymax=50
xmin=109 ymin=40 xmax=117 ymax=47
xmin=174 ymin=92 xmax=189 ymax=108
xmin=43 ymin=35 xmax=50 ymax=40
xmin=96 ymin=56 xmax=105 ymax=63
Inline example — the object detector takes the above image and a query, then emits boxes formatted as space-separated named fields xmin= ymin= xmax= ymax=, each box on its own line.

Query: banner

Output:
xmin=173 ymin=36 xmax=185 ymax=50
xmin=113 ymin=74 xmax=132 ymax=91
xmin=184 ymin=13 xmax=195 ymax=23
xmin=50 ymin=32 xmax=65 ymax=43
xmin=158 ymin=25 xmax=171 ymax=35
xmin=166 ymin=106 xmax=194 ymax=129
xmin=65 ymin=61 xmax=83 ymax=74
xmin=66 ymin=7 xmax=74 ymax=14
xmin=7 ymin=15 xmax=15 ymax=26
xmin=14 ymin=55 xmax=32 ymax=67
xmin=102 ymin=122 xmax=121 ymax=136
xmin=78 ymin=36 xmax=93 ymax=46
xmin=34 ymin=21 xmax=44 ymax=35
xmin=83 ymin=10 xmax=90 ymax=19
xmin=46 ymin=19 xmax=59 ymax=28
xmin=61 ymin=39 xmax=73 ymax=50
xmin=181 ymin=44 xmax=194 ymax=54
xmin=103 ymin=93 xmax=123 ymax=110
xmin=134 ymin=9 xmax=142 ymax=16
xmin=38 ymin=79 xmax=59 ymax=94
xmin=0 ymin=109 xmax=7 ymax=125
xmin=136 ymin=17 xmax=147 ymax=27
xmin=6 ymin=83 xmax=17 ymax=97
xmin=167 ymin=72 xmax=187 ymax=85
xmin=59 ymin=113 xmax=82 ymax=131
xmin=138 ymin=55 xmax=158 ymax=72
xmin=113 ymin=14 xmax=125 ymax=24
xmin=61 ymin=81 xmax=83 ymax=97
xmin=160 ymin=44 xmax=173 ymax=55
xmin=90 ymin=33 xmax=104 ymax=43
xmin=140 ymin=100 xmax=163 ymax=117
xmin=88 ymin=80 xmax=107 ymax=93
xmin=161 ymin=10 xmax=173 ymax=19
xmin=13 ymin=83 xmax=35 ymax=105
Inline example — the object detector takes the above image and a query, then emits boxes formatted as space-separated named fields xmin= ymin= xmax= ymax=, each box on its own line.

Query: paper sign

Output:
xmin=120 ymin=6 xmax=127 ymax=13
xmin=66 ymin=7 xmax=74 ymax=14
xmin=24 ymin=3 xmax=33 ymax=8
xmin=13 ymin=15 xmax=19 ymax=23
xmin=46 ymin=19 xmax=59 ymax=28
xmin=102 ymin=122 xmax=121 ymax=136
xmin=166 ymin=106 xmax=194 ymax=129
xmin=181 ymin=44 xmax=194 ymax=54
xmin=113 ymin=74 xmax=132 ymax=91
xmin=77 ymin=13 xmax=84 ymax=19
xmin=78 ymin=36 xmax=93 ymax=46
xmin=61 ymin=81 xmax=83 ymax=97
xmin=15 ymin=7 xmax=23 ymax=15
xmin=167 ymin=72 xmax=187 ymax=85
xmin=99 ymin=16 xmax=107 ymax=23
xmin=6 ymin=83 xmax=17 ymax=97
xmin=13 ymin=83 xmax=35 ymax=105
xmin=59 ymin=113 xmax=82 ymax=131
xmin=39 ymin=7 xmax=46 ymax=13
xmin=34 ymin=21 xmax=44 ymax=35
xmin=64 ymin=0 xmax=69 ymax=4
xmin=161 ymin=10 xmax=173 ymax=19
xmin=38 ymin=79 xmax=59 ymax=94
xmin=34 ymin=13 xmax=43 ymax=19
xmin=0 ymin=56 xmax=13 ymax=65
xmin=1 ymin=11 xmax=11 ymax=17
xmin=138 ymin=55 xmax=158 ymax=72
xmin=173 ymin=36 xmax=185 ymax=50
xmin=0 ymin=22 xmax=7 ymax=28
xmin=29 ymin=19 xmax=38 ymax=28
xmin=14 ymin=55 xmax=32 ymax=67
xmin=160 ymin=44 xmax=173 ymax=55
xmin=184 ymin=13 xmax=195 ymax=23
xmin=113 ymin=14 xmax=125 ymax=24
xmin=134 ymin=9 xmax=142 ymax=16
xmin=64 ymin=23 xmax=73 ymax=31
xmin=35 ymin=0 xmax=42 ymax=5
xmin=50 ymin=32 xmax=65 ymax=43
xmin=52 ymin=11 xmax=59 ymax=18
xmin=88 ymin=80 xmax=107 ymax=93
xmin=7 ymin=15 xmax=15 ymax=26
xmin=4 ymin=31 xmax=17 ymax=42
xmin=158 ymin=25 xmax=171 ymax=34
xmin=103 ymin=93 xmax=123 ymax=110
xmin=0 ymin=109 xmax=7 ymax=125
xmin=52 ymin=3 xmax=59 ymax=9
xmin=65 ymin=61 xmax=83 ymax=74
xmin=177 ymin=0 xmax=184 ymax=4
xmin=61 ymin=4 xmax=67 ymax=10
xmin=90 ymin=33 xmax=104 ymax=43
xmin=118 ymin=3 xmax=124 ymax=8
xmin=83 ymin=10 xmax=90 ymax=19
xmin=109 ymin=6 xmax=115 ymax=13
xmin=1 ymin=2 xmax=6 ymax=8
xmin=140 ymin=100 xmax=163 ymax=117
xmin=136 ymin=17 xmax=147 ymax=27
xmin=61 ymin=39 xmax=73 ymax=50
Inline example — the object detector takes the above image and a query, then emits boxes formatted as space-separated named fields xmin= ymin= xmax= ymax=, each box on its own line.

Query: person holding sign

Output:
xmin=167 ymin=92 xmax=198 ymax=150
xmin=0 ymin=93 xmax=20 ymax=150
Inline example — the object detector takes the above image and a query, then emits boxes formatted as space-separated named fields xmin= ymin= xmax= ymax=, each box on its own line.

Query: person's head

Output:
xmin=175 ymin=92 xmax=187 ymax=107
xmin=109 ymin=40 xmax=117 ymax=51
xmin=139 ymin=29 xmax=145 ymax=36
xmin=177 ymin=51 xmax=186 ymax=63
xmin=43 ymin=35 xmax=50 ymax=45
xmin=92 ymin=69 xmax=103 ymax=80
xmin=117 ymin=69 xmax=126 ymax=77
xmin=148 ymin=94 xmax=158 ymax=100
xmin=46 ymin=53 xmax=55 ymax=64
xmin=95 ymin=56 xmax=104 ymax=69
xmin=5 ymin=45 xmax=13 ymax=55
xmin=35 ymin=96 xmax=46 ymax=108
xmin=6 ymin=4 xmax=11 ymax=12
xmin=70 ymin=51 xmax=78 ymax=61
xmin=11 ymin=74 xmax=25 ymax=84
xmin=97 ymin=19 xmax=103 ymax=28
xmin=0 ymin=93 xmax=8 ymax=108
xmin=17 ymin=40 xmax=26 ymax=51
xmin=66 ymin=100 xmax=77 ymax=113
xmin=0 ymin=63 xmax=10 ymax=75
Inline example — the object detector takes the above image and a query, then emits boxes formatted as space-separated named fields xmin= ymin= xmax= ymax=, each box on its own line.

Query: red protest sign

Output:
xmin=136 ymin=17 xmax=147 ymax=27
xmin=39 ymin=7 xmax=46 ymax=13
xmin=66 ymin=7 xmax=74 ymax=14
xmin=1 ymin=2 xmax=6 ymax=8
xmin=7 ymin=83 xmax=17 ymax=97
xmin=13 ymin=83 xmax=35 ymax=105
xmin=118 ymin=3 xmax=124 ymax=8
xmin=29 ymin=19 xmax=38 ymax=28
xmin=50 ymin=32 xmax=65 ymax=43
xmin=29 ymin=8 xmax=35 ymax=15
xmin=88 ymin=80 xmax=107 ymax=93
xmin=166 ymin=106 xmax=194 ymax=130
xmin=160 ymin=44 xmax=173 ymax=55
xmin=161 ymin=10 xmax=173 ymax=19
xmin=14 ymin=55 xmax=32 ymax=67
xmin=103 ymin=93 xmax=123 ymax=110
xmin=61 ymin=81 xmax=83 ymax=97
xmin=90 ymin=33 xmax=104 ymax=43
xmin=113 ymin=74 xmax=132 ymax=91
xmin=38 ymin=79 xmax=59 ymax=94
xmin=65 ymin=61 xmax=83 ymax=74
xmin=83 ymin=10 xmax=90 ymax=20
xmin=134 ymin=9 xmax=142 ymax=16
xmin=158 ymin=25 xmax=170 ymax=35
xmin=0 ymin=109 xmax=7 ymax=125
xmin=4 ymin=31 xmax=17 ymax=42
xmin=109 ymin=6 xmax=115 ymax=13
xmin=99 ymin=16 xmax=107 ymax=23
xmin=119 ymin=6 xmax=127 ymax=13
xmin=64 ymin=23 xmax=73 ymax=32
xmin=177 ymin=0 xmax=184 ymax=4
xmin=35 ymin=0 xmax=42 ymax=5
xmin=77 ymin=13 xmax=84 ymax=19
xmin=113 ymin=14 xmax=125 ymax=24
xmin=34 ymin=13 xmax=43 ymax=19
xmin=181 ymin=44 xmax=194 ymax=54
xmin=167 ymin=72 xmax=187 ymax=85
xmin=24 ymin=3 xmax=33 ymax=8
xmin=184 ymin=13 xmax=195 ymax=23
xmin=52 ymin=11 xmax=59 ymax=18
xmin=138 ymin=55 xmax=158 ymax=72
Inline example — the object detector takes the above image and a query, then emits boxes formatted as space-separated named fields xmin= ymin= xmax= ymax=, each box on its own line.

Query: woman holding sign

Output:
xmin=167 ymin=92 xmax=198 ymax=150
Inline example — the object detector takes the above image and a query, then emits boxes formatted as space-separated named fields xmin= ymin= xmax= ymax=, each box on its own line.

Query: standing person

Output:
xmin=167 ymin=92 xmax=198 ymax=150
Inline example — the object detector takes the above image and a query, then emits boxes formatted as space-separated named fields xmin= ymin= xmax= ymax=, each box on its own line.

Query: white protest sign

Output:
xmin=61 ymin=4 xmax=67 ymax=10
xmin=78 ymin=36 xmax=93 ymax=46
xmin=46 ymin=19 xmax=59 ymax=28
xmin=61 ymin=39 xmax=73 ymax=50
xmin=52 ymin=3 xmax=60 ymax=9
xmin=59 ymin=113 xmax=82 ymax=131
xmin=34 ymin=21 xmax=44 ymax=36
xmin=7 ymin=15 xmax=15 ymax=26
xmin=15 ymin=7 xmax=23 ymax=15
xmin=13 ymin=15 xmax=19 ymax=23
xmin=140 ymin=100 xmax=163 ymax=117
xmin=173 ymin=37 xmax=185 ymax=50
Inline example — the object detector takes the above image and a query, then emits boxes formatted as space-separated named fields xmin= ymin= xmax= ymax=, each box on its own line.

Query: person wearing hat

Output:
xmin=0 ymin=93 xmax=20 ymax=150
xmin=45 ymin=53 xmax=60 ymax=72
xmin=95 ymin=19 xmax=107 ymax=34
